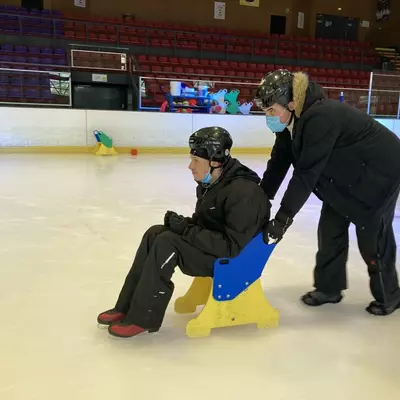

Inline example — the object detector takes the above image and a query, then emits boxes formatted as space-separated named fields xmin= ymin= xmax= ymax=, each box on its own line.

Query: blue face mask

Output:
xmin=201 ymin=171 xmax=212 ymax=184
xmin=266 ymin=115 xmax=289 ymax=133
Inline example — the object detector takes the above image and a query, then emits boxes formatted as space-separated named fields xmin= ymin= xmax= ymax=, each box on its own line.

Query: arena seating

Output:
xmin=0 ymin=6 xmax=64 ymax=36
xmin=0 ymin=43 xmax=68 ymax=104
xmin=2 ymin=7 xmax=395 ymax=114
xmin=0 ymin=68 xmax=68 ymax=104
xmin=137 ymin=55 xmax=370 ymax=84
xmin=0 ymin=43 xmax=67 ymax=69
xmin=0 ymin=7 xmax=379 ymax=66
xmin=62 ymin=21 xmax=378 ymax=65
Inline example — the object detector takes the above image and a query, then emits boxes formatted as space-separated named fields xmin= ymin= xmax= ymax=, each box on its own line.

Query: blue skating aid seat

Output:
xmin=174 ymin=233 xmax=279 ymax=338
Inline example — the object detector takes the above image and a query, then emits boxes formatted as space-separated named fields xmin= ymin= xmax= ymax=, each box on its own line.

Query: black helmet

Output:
xmin=254 ymin=69 xmax=293 ymax=109
xmin=189 ymin=126 xmax=233 ymax=163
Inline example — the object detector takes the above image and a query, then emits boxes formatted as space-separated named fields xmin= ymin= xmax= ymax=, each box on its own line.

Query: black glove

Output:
xmin=164 ymin=210 xmax=177 ymax=227
xmin=263 ymin=211 xmax=293 ymax=244
xmin=168 ymin=213 xmax=189 ymax=235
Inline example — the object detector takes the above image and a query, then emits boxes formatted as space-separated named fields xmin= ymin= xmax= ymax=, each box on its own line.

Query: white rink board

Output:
xmin=0 ymin=107 xmax=398 ymax=148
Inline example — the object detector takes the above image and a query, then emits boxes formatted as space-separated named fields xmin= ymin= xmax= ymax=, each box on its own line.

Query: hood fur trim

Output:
xmin=292 ymin=72 xmax=309 ymax=118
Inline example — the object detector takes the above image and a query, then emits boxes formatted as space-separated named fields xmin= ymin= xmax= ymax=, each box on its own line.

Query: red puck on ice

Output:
xmin=130 ymin=148 xmax=138 ymax=156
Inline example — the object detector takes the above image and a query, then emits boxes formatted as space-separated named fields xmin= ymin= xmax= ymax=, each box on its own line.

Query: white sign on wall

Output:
xmin=297 ymin=12 xmax=305 ymax=29
xmin=214 ymin=2 xmax=226 ymax=20
xmin=74 ymin=0 xmax=86 ymax=8
xmin=92 ymin=73 xmax=107 ymax=83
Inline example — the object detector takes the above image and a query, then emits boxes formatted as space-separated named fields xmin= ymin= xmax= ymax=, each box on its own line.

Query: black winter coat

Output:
xmin=182 ymin=158 xmax=271 ymax=258
xmin=261 ymin=74 xmax=400 ymax=229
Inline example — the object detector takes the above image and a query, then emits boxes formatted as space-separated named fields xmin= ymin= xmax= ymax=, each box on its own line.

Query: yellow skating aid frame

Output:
xmin=174 ymin=277 xmax=279 ymax=338
xmin=93 ymin=143 xmax=118 ymax=156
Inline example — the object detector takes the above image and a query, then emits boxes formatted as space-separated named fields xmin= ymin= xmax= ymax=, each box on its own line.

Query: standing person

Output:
xmin=97 ymin=127 xmax=270 ymax=338
xmin=254 ymin=69 xmax=400 ymax=316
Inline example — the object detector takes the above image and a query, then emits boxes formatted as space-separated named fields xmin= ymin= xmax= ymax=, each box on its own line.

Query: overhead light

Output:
xmin=338 ymin=7 xmax=342 ymax=10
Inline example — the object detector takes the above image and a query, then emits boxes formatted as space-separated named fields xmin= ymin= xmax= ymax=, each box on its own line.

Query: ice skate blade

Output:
xmin=108 ymin=329 xmax=159 ymax=339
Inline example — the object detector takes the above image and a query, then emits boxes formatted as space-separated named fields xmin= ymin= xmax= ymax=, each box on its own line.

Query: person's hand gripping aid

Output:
xmin=263 ymin=211 xmax=293 ymax=244
xmin=164 ymin=211 xmax=189 ymax=235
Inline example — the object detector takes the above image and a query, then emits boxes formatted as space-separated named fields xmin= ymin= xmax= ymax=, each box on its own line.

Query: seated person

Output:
xmin=97 ymin=126 xmax=271 ymax=338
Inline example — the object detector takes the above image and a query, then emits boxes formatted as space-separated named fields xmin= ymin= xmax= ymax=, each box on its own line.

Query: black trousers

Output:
xmin=314 ymin=194 xmax=399 ymax=304
xmin=114 ymin=225 xmax=215 ymax=329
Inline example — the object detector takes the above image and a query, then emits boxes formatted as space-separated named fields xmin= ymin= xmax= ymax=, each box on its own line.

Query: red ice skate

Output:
xmin=97 ymin=308 xmax=125 ymax=326
xmin=108 ymin=321 xmax=159 ymax=338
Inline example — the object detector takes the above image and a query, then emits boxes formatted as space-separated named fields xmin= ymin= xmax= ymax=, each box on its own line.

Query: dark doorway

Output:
xmin=21 ymin=0 xmax=43 ymax=10
xmin=270 ymin=15 xmax=286 ymax=35
xmin=344 ymin=17 xmax=358 ymax=41
xmin=72 ymin=84 xmax=127 ymax=110
xmin=315 ymin=14 xmax=359 ymax=41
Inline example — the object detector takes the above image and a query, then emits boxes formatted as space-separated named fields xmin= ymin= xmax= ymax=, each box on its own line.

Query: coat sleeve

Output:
xmin=278 ymin=116 xmax=340 ymax=218
xmin=182 ymin=186 xmax=270 ymax=258
xmin=260 ymin=130 xmax=292 ymax=199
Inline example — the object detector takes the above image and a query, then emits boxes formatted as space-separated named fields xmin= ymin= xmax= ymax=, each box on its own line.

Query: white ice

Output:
xmin=0 ymin=154 xmax=399 ymax=400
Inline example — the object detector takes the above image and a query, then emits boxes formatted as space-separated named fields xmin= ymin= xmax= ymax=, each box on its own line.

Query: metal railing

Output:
xmin=138 ymin=72 xmax=400 ymax=119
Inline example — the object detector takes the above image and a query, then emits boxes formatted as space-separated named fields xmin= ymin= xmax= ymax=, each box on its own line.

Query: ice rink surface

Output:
xmin=0 ymin=154 xmax=399 ymax=400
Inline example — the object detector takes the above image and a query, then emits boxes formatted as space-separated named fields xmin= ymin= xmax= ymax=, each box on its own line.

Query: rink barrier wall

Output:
xmin=0 ymin=107 xmax=399 ymax=153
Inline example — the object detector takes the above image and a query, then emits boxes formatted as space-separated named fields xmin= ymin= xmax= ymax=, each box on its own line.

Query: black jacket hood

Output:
xmin=219 ymin=157 xmax=261 ymax=184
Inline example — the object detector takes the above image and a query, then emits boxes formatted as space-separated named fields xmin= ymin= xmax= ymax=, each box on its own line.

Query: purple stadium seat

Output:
xmin=41 ymin=9 xmax=52 ymax=16
xmin=38 ymin=18 xmax=53 ymax=27
xmin=0 ymin=86 xmax=8 ymax=98
xmin=10 ymin=76 xmax=23 ymax=85
xmin=54 ymin=58 xmax=67 ymax=65
xmin=41 ymin=47 xmax=53 ymax=55
xmin=0 ymin=55 xmax=12 ymax=62
xmin=54 ymin=48 xmax=65 ymax=56
xmin=8 ymin=87 xmax=23 ymax=98
xmin=15 ymin=46 xmax=27 ymax=54
xmin=41 ymin=57 xmax=53 ymax=65
xmin=5 ymin=5 xmax=17 ymax=12
xmin=22 ymin=26 xmax=35 ymax=34
xmin=1 ymin=44 xmax=14 ymax=52
xmin=29 ymin=9 xmax=41 ymax=15
xmin=41 ymin=88 xmax=53 ymax=98
xmin=0 ymin=75 xmax=9 ymax=84
xmin=17 ymin=7 xmax=28 ymax=14
xmin=25 ymin=76 xmax=40 ymax=86
xmin=23 ymin=16 xmax=41 ymax=25
xmin=13 ymin=56 xmax=27 ymax=64
xmin=3 ymin=25 xmax=19 ymax=33
xmin=27 ymin=56 xmax=40 ymax=64
xmin=40 ymin=28 xmax=52 ymax=35
xmin=0 ymin=4 xmax=6 ymax=10
xmin=40 ymin=76 xmax=50 ymax=86
xmin=28 ymin=46 xmax=40 ymax=55
xmin=25 ymin=88 xmax=40 ymax=98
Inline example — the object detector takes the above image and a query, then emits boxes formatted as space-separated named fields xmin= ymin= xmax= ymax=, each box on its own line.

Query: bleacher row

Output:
xmin=137 ymin=55 xmax=371 ymax=86
xmin=0 ymin=5 xmax=362 ymax=46
xmin=0 ymin=44 xmax=67 ymax=68
xmin=0 ymin=5 xmax=379 ymax=65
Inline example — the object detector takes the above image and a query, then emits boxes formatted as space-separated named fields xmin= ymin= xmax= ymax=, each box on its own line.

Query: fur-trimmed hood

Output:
xmin=292 ymin=72 xmax=326 ymax=118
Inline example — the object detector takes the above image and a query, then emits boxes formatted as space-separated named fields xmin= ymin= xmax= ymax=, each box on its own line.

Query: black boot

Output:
xmin=366 ymin=297 xmax=400 ymax=316
xmin=301 ymin=290 xmax=343 ymax=306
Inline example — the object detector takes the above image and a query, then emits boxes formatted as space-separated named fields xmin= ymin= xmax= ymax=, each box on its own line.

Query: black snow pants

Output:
xmin=314 ymin=189 xmax=400 ymax=304
xmin=114 ymin=225 xmax=215 ymax=329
